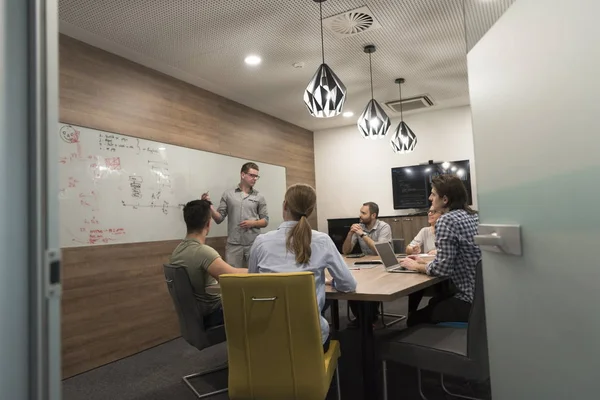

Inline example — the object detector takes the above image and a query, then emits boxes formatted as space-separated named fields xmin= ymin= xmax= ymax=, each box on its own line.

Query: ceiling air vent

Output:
xmin=385 ymin=95 xmax=435 ymax=113
xmin=323 ymin=6 xmax=382 ymax=39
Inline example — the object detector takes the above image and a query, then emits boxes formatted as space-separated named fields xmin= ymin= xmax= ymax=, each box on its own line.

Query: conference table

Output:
xmin=330 ymin=255 xmax=446 ymax=399
xmin=208 ymin=255 xmax=446 ymax=399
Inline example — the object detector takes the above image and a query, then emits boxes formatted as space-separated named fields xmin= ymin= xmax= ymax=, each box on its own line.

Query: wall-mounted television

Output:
xmin=391 ymin=160 xmax=473 ymax=210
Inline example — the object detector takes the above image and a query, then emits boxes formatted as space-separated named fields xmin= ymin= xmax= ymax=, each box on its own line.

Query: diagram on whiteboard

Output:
xmin=58 ymin=124 xmax=286 ymax=248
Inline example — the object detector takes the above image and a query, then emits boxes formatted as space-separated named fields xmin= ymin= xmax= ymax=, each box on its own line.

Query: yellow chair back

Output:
xmin=220 ymin=272 xmax=334 ymax=400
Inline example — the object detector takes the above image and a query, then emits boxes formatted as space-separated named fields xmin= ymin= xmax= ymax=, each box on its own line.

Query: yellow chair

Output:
xmin=220 ymin=272 xmax=342 ymax=400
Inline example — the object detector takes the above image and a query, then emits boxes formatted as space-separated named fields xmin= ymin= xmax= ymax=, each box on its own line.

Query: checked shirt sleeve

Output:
xmin=426 ymin=218 xmax=457 ymax=277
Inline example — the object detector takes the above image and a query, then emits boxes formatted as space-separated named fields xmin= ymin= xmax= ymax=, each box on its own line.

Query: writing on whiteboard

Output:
xmin=105 ymin=157 xmax=121 ymax=170
xmin=129 ymin=176 xmax=143 ymax=198
xmin=60 ymin=125 xmax=80 ymax=144
xmin=121 ymin=199 xmax=182 ymax=215
xmin=58 ymin=123 xmax=287 ymax=248
xmin=88 ymin=228 xmax=126 ymax=244
xmin=99 ymin=133 xmax=135 ymax=152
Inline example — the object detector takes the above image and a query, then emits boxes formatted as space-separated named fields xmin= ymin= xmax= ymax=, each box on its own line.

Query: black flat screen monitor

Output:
xmin=391 ymin=160 xmax=473 ymax=210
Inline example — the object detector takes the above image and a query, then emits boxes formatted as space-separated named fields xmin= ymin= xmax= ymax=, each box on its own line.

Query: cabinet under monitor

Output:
xmin=378 ymin=216 xmax=429 ymax=247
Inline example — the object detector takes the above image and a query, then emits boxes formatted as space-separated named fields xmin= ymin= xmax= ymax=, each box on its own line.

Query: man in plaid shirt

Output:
xmin=401 ymin=174 xmax=482 ymax=326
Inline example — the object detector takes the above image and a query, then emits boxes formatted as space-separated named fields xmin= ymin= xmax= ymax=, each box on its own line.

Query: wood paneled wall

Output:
xmin=59 ymin=35 xmax=316 ymax=378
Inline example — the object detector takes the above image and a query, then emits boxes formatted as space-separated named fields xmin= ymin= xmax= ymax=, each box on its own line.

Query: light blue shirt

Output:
xmin=248 ymin=221 xmax=357 ymax=344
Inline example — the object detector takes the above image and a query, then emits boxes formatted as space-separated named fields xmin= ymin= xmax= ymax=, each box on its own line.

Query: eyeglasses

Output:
xmin=246 ymin=173 xmax=260 ymax=180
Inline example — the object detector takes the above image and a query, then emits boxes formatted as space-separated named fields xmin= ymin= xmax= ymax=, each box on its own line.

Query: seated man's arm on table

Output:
xmin=207 ymin=257 xmax=247 ymax=280
xmin=342 ymin=227 xmax=358 ymax=255
xmin=326 ymin=239 xmax=357 ymax=292
xmin=400 ymin=220 xmax=456 ymax=274
xmin=367 ymin=222 xmax=392 ymax=254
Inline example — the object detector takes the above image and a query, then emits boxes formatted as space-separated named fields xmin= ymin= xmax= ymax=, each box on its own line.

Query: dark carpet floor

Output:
xmin=63 ymin=298 xmax=491 ymax=400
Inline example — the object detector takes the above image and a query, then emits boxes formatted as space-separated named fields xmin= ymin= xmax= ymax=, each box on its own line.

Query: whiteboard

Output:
xmin=58 ymin=124 xmax=286 ymax=248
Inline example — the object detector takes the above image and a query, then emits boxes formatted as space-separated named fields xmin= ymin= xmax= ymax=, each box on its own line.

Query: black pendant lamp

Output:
xmin=390 ymin=78 xmax=417 ymax=153
xmin=357 ymin=45 xmax=390 ymax=139
xmin=303 ymin=0 xmax=347 ymax=118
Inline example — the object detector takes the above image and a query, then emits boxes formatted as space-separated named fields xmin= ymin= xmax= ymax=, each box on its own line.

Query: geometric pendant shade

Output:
xmin=358 ymin=99 xmax=391 ymax=139
xmin=304 ymin=0 xmax=347 ymax=118
xmin=390 ymin=121 xmax=418 ymax=153
xmin=390 ymin=78 xmax=417 ymax=153
xmin=304 ymin=63 xmax=347 ymax=118
xmin=357 ymin=45 xmax=390 ymax=139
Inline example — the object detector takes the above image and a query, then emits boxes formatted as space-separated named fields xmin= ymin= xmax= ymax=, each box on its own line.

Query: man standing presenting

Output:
xmin=342 ymin=202 xmax=392 ymax=255
xmin=201 ymin=162 xmax=269 ymax=268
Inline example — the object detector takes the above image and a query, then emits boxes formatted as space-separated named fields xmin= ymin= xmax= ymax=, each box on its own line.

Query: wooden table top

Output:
xmin=325 ymin=255 xmax=445 ymax=302
xmin=207 ymin=255 xmax=446 ymax=303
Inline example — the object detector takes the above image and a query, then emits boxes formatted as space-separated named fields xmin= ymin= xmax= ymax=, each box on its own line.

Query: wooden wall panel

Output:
xmin=59 ymin=35 xmax=316 ymax=378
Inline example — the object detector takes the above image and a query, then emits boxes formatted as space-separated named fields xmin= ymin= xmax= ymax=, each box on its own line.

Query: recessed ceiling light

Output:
xmin=342 ymin=111 xmax=354 ymax=117
xmin=244 ymin=55 xmax=261 ymax=66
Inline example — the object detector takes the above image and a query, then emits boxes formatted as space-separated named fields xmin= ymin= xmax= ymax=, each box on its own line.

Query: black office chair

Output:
xmin=392 ymin=238 xmax=405 ymax=254
xmin=378 ymin=261 xmax=489 ymax=400
xmin=163 ymin=264 xmax=227 ymax=399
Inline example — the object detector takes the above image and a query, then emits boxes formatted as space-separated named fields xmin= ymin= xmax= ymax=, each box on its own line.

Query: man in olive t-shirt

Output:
xmin=170 ymin=238 xmax=222 ymax=318
xmin=170 ymin=199 xmax=246 ymax=328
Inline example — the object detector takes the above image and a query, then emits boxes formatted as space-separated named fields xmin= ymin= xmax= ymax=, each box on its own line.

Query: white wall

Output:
xmin=313 ymin=105 xmax=477 ymax=232
xmin=468 ymin=0 xmax=600 ymax=398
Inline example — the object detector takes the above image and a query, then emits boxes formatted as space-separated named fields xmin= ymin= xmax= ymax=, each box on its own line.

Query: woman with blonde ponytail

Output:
xmin=248 ymin=184 xmax=356 ymax=351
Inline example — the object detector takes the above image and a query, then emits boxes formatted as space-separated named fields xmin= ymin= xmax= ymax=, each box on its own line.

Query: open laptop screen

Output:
xmin=374 ymin=242 xmax=399 ymax=268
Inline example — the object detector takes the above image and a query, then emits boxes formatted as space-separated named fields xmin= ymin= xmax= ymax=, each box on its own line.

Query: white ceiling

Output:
xmin=58 ymin=0 xmax=514 ymax=132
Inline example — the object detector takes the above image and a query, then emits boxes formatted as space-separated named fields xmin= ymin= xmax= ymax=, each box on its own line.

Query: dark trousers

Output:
xmin=322 ymin=299 xmax=332 ymax=316
xmin=323 ymin=335 xmax=331 ymax=353
xmin=407 ymin=295 xmax=471 ymax=327
xmin=203 ymin=304 xmax=224 ymax=328
xmin=348 ymin=301 xmax=379 ymax=323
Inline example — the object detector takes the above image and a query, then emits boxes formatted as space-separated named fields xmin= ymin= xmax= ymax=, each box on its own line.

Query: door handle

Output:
xmin=474 ymin=224 xmax=522 ymax=256
xmin=475 ymin=233 xmax=503 ymax=247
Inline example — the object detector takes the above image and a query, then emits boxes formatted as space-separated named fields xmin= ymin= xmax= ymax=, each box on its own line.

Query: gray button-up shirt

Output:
xmin=216 ymin=186 xmax=269 ymax=246
xmin=350 ymin=219 xmax=393 ymax=255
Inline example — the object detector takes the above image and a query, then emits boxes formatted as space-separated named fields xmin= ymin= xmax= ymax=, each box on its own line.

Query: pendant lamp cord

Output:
xmin=319 ymin=1 xmax=325 ymax=65
xmin=369 ymin=53 xmax=374 ymax=100
xmin=398 ymin=82 xmax=404 ymax=121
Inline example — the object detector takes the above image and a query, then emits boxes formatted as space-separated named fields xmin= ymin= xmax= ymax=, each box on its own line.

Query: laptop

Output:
xmin=375 ymin=242 xmax=418 ymax=273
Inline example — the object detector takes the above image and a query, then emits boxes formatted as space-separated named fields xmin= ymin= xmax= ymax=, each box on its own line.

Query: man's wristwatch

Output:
xmin=360 ymin=232 xmax=367 ymax=238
